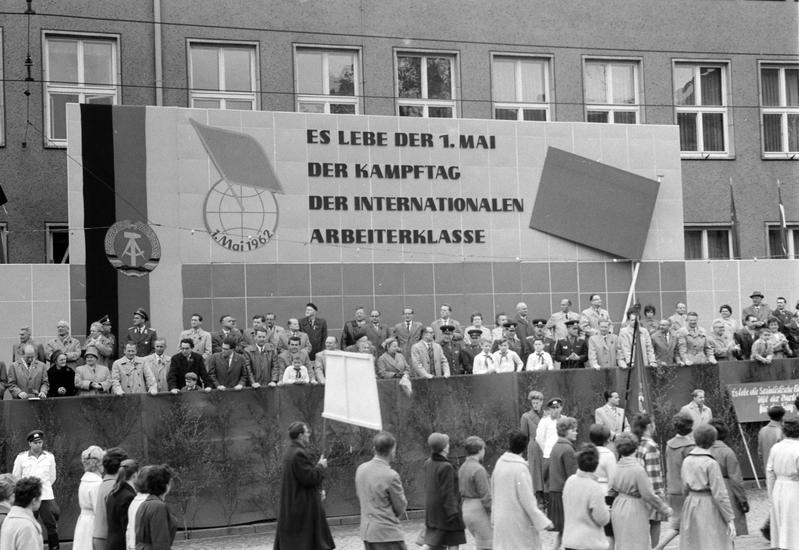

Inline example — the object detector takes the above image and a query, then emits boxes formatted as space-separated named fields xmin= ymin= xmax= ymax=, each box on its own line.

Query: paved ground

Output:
xmin=174 ymin=487 xmax=774 ymax=550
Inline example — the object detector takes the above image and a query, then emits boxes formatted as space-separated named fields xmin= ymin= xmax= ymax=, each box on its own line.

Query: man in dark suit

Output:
xmin=393 ymin=307 xmax=424 ymax=363
xmin=651 ymin=319 xmax=679 ymax=366
xmin=125 ymin=308 xmax=157 ymax=357
xmin=459 ymin=328 xmax=484 ymax=375
xmin=555 ymin=320 xmax=588 ymax=369
xmin=211 ymin=314 xmax=246 ymax=353
xmin=363 ymin=309 xmax=391 ymax=358
xmin=206 ymin=338 xmax=248 ymax=390
xmin=167 ymin=339 xmax=213 ymax=393
xmin=299 ymin=302 xmax=327 ymax=360
xmin=243 ymin=328 xmax=279 ymax=387
xmin=341 ymin=306 xmax=367 ymax=349
xmin=354 ymin=431 xmax=407 ymax=549
xmin=734 ymin=314 xmax=759 ymax=360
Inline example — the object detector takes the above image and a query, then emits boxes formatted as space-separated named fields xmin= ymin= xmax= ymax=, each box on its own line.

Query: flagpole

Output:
xmin=622 ymin=261 xmax=640 ymax=413
xmin=777 ymin=179 xmax=788 ymax=258
xmin=729 ymin=178 xmax=741 ymax=260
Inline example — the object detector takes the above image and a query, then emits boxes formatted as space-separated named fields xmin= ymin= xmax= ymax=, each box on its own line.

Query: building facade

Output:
xmin=0 ymin=0 xmax=797 ymax=263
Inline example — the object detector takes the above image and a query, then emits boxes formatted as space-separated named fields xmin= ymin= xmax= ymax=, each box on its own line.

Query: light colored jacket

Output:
xmin=588 ymin=333 xmax=618 ymax=369
xmin=111 ymin=357 xmax=157 ymax=395
xmin=0 ymin=506 xmax=43 ymax=550
xmin=562 ymin=471 xmax=610 ymax=550
xmin=7 ymin=359 xmax=48 ymax=398
xmin=355 ymin=456 xmax=407 ymax=542
xmin=491 ymin=452 xmax=551 ymax=550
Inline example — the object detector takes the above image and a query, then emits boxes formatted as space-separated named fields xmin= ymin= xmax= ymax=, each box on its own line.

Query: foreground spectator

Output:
xmin=94 ymin=447 xmax=129 ymax=550
xmin=126 ymin=466 xmax=150 ymax=550
xmin=594 ymin=391 xmax=628 ymax=443
xmin=654 ymin=413 xmax=694 ymax=550
xmin=679 ymin=424 xmax=734 ymax=550
xmin=421 ymin=432 xmax=465 ymax=549
xmin=548 ymin=417 xmax=578 ymax=550
xmin=0 ymin=477 xmax=43 ymax=550
xmin=274 ymin=422 xmax=333 ymax=549
xmin=519 ymin=391 xmax=546 ymax=500
xmin=12 ymin=430 xmax=59 ymax=550
xmin=458 ymin=436 xmax=492 ymax=550
xmin=632 ymin=413 xmax=667 ymax=547
xmin=134 ymin=465 xmax=176 ymax=550
xmin=106 ymin=459 xmax=139 ymax=550
xmin=610 ymin=433 xmax=671 ymax=550
xmin=491 ymin=430 xmax=552 ymax=550
xmin=0 ymin=474 xmax=15 ymax=531
xmin=355 ymin=431 xmax=407 ymax=550
xmin=73 ymin=445 xmax=104 ymax=550
xmin=588 ymin=424 xmax=616 ymax=549
xmin=708 ymin=419 xmax=748 ymax=536
xmin=679 ymin=389 xmax=712 ymax=429
xmin=562 ymin=443 xmax=610 ymax=550
xmin=766 ymin=413 xmax=799 ymax=550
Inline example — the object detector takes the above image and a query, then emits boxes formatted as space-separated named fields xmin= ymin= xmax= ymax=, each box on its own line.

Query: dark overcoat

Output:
xmin=274 ymin=441 xmax=334 ymax=550
xmin=423 ymin=453 xmax=465 ymax=531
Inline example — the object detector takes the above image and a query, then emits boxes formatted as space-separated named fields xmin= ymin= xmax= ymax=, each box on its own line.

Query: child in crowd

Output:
xmin=751 ymin=326 xmax=775 ymax=365
xmin=182 ymin=372 xmax=201 ymax=391
xmin=526 ymin=338 xmax=554 ymax=371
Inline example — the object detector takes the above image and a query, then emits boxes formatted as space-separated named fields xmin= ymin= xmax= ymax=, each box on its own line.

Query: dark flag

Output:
xmin=0 ymin=184 xmax=6 ymax=263
xmin=729 ymin=178 xmax=740 ymax=259
xmin=623 ymin=319 xmax=654 ymax=429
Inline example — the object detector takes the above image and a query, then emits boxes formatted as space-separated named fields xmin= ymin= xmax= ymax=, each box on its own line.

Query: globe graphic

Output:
xmin=203 ymin=180 xmax=279 ymax=251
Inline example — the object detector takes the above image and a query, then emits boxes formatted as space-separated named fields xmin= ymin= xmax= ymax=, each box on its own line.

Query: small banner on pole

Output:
xmin=323 ymin=351 xmax=383 ymax=431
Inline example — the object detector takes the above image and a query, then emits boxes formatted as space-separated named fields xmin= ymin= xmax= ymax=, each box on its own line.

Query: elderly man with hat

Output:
xmin=12 ymin=430 xmax=59 ymax=550
xmin=742 ymin=290 xmax=773 ymax=325
xmin=299 ymin=302 xmax=328 ymax=361
xmin=125 ymin=308 xmax=158 ymax=358
xmin=74 ymin=346 xmax=111 ymax=395
xmin=555 ymin=319 xmax=588 ymax=369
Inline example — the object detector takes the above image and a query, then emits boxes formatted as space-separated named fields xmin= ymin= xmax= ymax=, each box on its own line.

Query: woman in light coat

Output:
xmin=491 ymin=430 xmax=552 ymax=550
xmin=73 ymin=445 xmax=104 ymax=550
xmin=766 ymin=413 xmax=799 ymax=550
xmin=376 ymin=338 xmax=410 ymax=379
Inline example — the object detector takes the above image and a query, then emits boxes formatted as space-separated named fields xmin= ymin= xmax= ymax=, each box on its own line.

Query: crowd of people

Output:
xmin=274 ymin=392 xmax=799 ymax=550
xmin=3 ymin=290 xmax=798 ymax=400
xmin=0 ymin=429 xmax=176 ymax=550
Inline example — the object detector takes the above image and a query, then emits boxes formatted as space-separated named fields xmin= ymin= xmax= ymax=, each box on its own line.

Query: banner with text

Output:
xmin=727 ymin=380 xmax=799 ymax=423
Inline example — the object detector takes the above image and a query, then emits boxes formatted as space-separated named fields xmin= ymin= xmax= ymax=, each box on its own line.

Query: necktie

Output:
xmin=539 ymin=354 xmax=544 ymax=365
xmin=294 ymin=366 xmax=301 ymax=380
xmin=408 ymin=322 xmax=412 ymax=332
xmin=428 ymin=344 xmax=435 ymax=374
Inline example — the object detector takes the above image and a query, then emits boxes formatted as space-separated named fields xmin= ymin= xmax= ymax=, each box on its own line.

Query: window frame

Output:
xmin=766 ymin=223 xmax=799 ymax=259
xmin=293 ymin=44 xmax=361 ymax=115
xmin=582 ymin=57 xmax=643 ymax=124
xmin=394 ymin=49 xmax=458 ymax=118
xmin=684 ymin=225 xmax=734 ymax=260
xmin=45 ymin=223 xmax=69 ymax=264
xmin=758 ymin=62 xmax=799 ymax=158
xmin=187 ymin=39 xmax=259 ymax=111
xmin=42 ymin=31 xmax=121 ymax=148
xmin=672 ymin=60 xmax=733 ymax=158
xmin=490 ymin=53 xmax=553 ymax=121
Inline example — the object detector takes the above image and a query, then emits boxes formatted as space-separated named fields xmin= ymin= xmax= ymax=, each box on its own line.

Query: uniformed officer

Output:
xmin=12 ymin=429 xmax=59 ymax=549
xmin=125 ymin=308 xmax=157 ymax=357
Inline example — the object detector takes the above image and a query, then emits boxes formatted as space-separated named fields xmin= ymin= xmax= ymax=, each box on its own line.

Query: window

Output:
xmin=188 ymin=42 xmax=257 ymax=110
xmin=584 ymin=59 xmax=641 ymax=124
xmin=767 ymin=224 xmax=799 ymax=259
xmin=491 ymin=55 xmax=550 ymax=121
xmin=295 ymin=47 xmax=359 ymax=114
xmin=396 ymin=52 xmax=456 ymax=118
xmin=673 ymin=62 xmax=730 ymax=156
xmin=46 ymin=224 xmax=69 ymax=264
xmin=44 ymin=34 xmax=119 ymax=146
xmin=684 ymin=227 xmax=732 ymax=259
xmin=760 ymin=64 xmax=799 ymax=156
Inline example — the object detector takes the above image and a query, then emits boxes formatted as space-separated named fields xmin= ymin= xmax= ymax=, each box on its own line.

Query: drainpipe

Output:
xmin=153 ymin=0 xmax=163 ymax=105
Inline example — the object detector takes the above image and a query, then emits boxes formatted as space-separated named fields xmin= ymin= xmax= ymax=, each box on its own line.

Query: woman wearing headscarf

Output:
xmin=73 ymin=445 xmax=104 ymax=550
xmin=421 ymin=432 xmax=465 ymax=550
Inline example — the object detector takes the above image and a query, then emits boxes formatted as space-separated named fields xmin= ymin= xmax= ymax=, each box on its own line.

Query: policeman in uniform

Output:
xmin=12 ymin=429 xmax=59 ymax=550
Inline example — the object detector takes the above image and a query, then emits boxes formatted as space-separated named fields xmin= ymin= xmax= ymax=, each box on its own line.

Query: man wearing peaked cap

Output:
xmin=459 ymin=328 xmax=484 ymax=375
xmin=555 ymin=320 xmax=588 ymax=369
xmin=742 ymin=290 xmax=772 ymax=325
xmin=125 ymin=308 xmax=158 ymax=358
xmin=440 ymin=324 xmax=465 ymax=375
xmin=13 ymin=429 xmax=60 ymax=549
